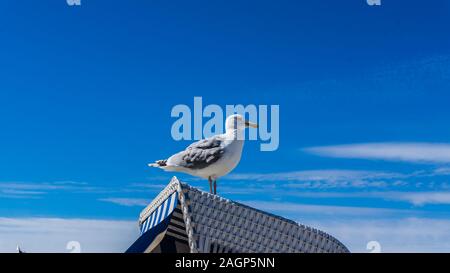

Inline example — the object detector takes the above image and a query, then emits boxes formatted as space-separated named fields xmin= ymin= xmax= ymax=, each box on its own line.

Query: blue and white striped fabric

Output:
xmin=140 ymin=192 xmax=178 ymax=235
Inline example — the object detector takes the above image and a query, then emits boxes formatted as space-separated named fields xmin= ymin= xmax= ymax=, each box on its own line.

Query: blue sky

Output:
xmin=1 ymin=0 xmax=450 ymax=252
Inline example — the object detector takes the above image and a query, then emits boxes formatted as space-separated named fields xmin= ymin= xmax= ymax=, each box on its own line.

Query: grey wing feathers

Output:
xmin=172 ymin=136 xmax=225 ymax=169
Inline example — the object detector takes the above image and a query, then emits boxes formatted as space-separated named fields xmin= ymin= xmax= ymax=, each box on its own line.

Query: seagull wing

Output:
xmin=168 ymin=135 xmax=225 ymax=170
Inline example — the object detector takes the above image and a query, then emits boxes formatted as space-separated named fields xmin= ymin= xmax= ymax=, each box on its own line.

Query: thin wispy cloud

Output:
xmin=2 ymin=216 xmax=449 ymax=253
xmin=308 ymin=217 xmax=450 ymax=253
xmin=226 ymin=166 xmax=450 ymax=193
xmin=99 ymin=198 xmax=149 ymax=207
xmin=304 ymin=142 xmax=450 ymax=164
xmin=0 ymin=189 xmax=46 ymax=199
xmin=225 ymin=169 xmax=407 ymax=189
xmin=388 ymin=192 xmax=450 ymax=206
xmin=433 ymin=167 xmax=450 ymax=176
xmin=279 ymin=191 xmax=450 ymax=207
xmin=228 ymin=169 xmax=403 ymax=181
xmin=221 ymin=168 xmax=450 ymax=207
xmin=0 ymin=181 xmax=100 ymax=199
xmin=0 ymin=217 xmax=138 ymax=253
xmin=0 ymin=182 xmax=74 ymax=191
xmin=242 ymin=198 xmax=450 ymax=252
xmin=0 ymin=181 xmax=160 ymax=200
xmin=127 ymin=183 xmax=168 ymax=192
xmin=241 ymin=200 xmax=407 ymax=217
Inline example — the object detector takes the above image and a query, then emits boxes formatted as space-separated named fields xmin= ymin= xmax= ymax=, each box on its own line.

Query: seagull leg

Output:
xmin=214 ymin=180 xmax=217 ymax=195
xmin=208 ymin=177 xmax=213 ymax=194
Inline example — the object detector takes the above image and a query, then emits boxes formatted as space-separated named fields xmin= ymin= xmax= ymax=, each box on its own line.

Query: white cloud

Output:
xmin=228 ymin=170 xmax=400 ymax=181
xmin=308 ymin=218 xmax=450 ymax=253
xmin=0 ymin=217 xmax=139 ymax=253
xmin=388 ymin=192 xmax=450 ymax=206
xmin=241 ymin=200 xmax=406 ymax=217
xmin=433 ymin=167 xmax=450 ymax=175
xmin=0 ymin=181 xmax=99 ymax=198
xmin=226 ymin=169 xmax=405 ymax=188
xmin=305 ymin=142 xmax=450 ymax=164
xmin=1 ymin=215 xmax=449 ymax=253
xmin=99 ymin=198 xmax=150 ymax=207
xmin=240 ymin=201 xmax=450 ymax=252
xmin=223 ymin=167 xmax=450 ymax=193
xmin=0 ymin=181 xmax=163 ymax=199
xmin=267 ymin=191 xmax=450 ymax=206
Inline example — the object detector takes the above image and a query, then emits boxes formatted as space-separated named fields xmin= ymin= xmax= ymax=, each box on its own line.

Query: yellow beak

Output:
xmin=245 ymin=121 xmax=258 ymax=128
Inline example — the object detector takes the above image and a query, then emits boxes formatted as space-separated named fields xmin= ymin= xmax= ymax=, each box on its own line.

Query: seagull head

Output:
xmin=225 ymin=114 xmax=258 ymax=132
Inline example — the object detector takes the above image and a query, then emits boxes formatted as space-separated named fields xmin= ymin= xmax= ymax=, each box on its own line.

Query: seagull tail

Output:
xmin=148 ymin=159 xmax=168 ymax=168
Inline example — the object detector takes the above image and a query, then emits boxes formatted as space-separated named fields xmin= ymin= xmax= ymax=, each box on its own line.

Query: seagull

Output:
xmin=149 ymin=114 xmax=258 ymax=194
